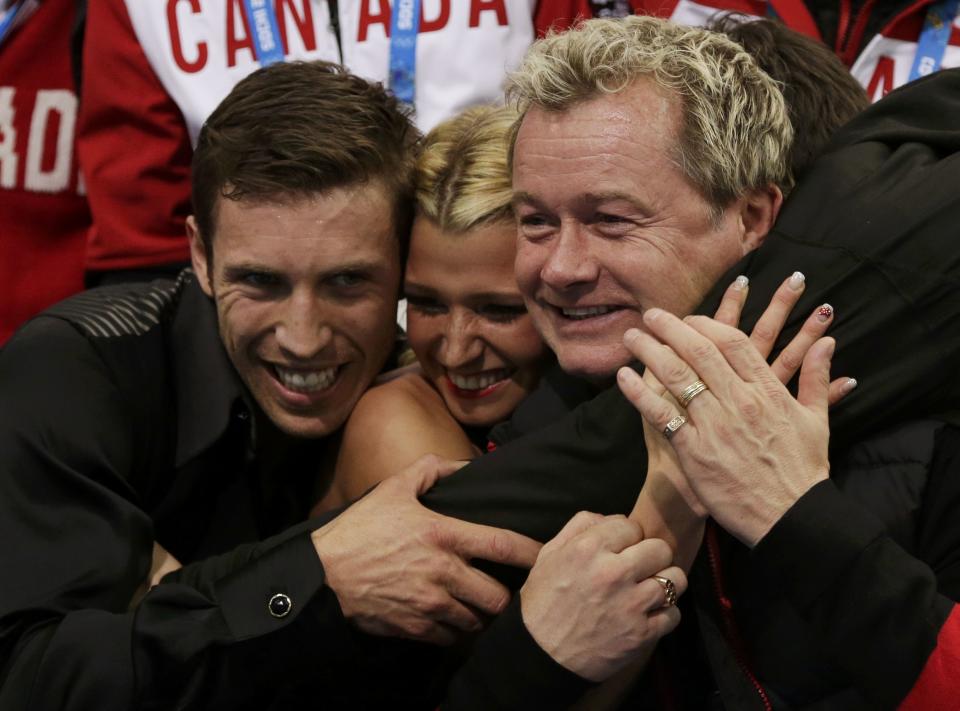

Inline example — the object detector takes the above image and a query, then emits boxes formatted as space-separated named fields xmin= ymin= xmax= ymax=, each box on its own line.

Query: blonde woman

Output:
xmin=315 ymin=106 xmax=551 ymax=511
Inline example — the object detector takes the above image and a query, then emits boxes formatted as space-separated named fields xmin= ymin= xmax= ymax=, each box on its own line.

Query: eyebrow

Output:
xmin=511 ymin=191 xmax=541 ymax=209
xmin=222 ymin=259 xmax=386 ymax=281
xmin=511 ymin=190 xmax=653 ymax=216
xmin=222 ymin=263 xmax=279 ymax=281
xmin=404 ymin=282 xmax=524 ymax=303
xmin=583 ymin=191 xmax=653 ymax=215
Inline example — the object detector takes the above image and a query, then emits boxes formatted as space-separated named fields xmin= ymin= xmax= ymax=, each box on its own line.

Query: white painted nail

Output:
xmin=733 ymin=275 xmax=749 ymax=290
xmin=789 ymin=271 xmax=806 ymax=290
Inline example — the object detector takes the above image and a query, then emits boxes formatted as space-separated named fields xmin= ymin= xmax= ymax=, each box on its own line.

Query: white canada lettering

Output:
xmin=165 ymin=0 xmax=317 ymax=71
xmin=0 ymin=87 xmax=17 ymax=189
xmin=25 ymin=90 xmax=76 ymax=194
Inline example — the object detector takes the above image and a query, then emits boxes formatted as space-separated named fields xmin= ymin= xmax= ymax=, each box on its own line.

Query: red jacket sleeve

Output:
xmin=77 ymin=0 xmax=193 ymax=273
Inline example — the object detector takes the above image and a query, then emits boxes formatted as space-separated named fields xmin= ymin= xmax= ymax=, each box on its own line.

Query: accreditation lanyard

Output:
xmin=0 ymin=0 xmax=29 ymax=48
xmin=908 ymin=0 xmax=960 ymax=81
xmin=242 ymin=0 xmax=285 ymax=66
xmin=388 ymin=0 xmax=422 ymax=106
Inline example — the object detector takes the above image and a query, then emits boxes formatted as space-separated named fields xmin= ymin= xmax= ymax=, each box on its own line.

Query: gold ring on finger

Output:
xmin=652 ymin=575 xmax=678 ymax=608
xmin=677 ymin=379 xmax=708 ymax=408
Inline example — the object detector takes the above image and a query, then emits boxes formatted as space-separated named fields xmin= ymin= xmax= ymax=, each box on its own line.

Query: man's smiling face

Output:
xmin=189 ymin=182 xmax=401 ymax=438
xmin=512 ymin=79 xmax=754 ymax=382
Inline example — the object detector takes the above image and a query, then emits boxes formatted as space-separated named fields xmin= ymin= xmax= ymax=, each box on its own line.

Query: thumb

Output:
xmin=402 ymin=454 xmax=470 ymax=496
xmin=797 ymin=336 xmax=834 ymax=419
xmin=549 ymin=510 xmax=607 ymax=548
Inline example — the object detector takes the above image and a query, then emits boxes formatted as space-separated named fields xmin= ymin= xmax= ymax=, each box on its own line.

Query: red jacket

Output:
xmin=0 ymin=0 xmax=90 ymax=344
xmin=535 ymin=0 xmax=960 ymax=102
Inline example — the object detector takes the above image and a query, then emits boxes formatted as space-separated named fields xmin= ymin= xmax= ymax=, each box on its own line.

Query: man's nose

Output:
xmin=435 ymin=311 xmax=484 ymax=370
xmin=275 ymin=291 xmax=331 ymax=360
xmin=540 ymin=223 xmax=599 ymax=289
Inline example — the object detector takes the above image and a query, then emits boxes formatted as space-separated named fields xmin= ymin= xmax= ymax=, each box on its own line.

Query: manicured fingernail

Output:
xmin=843 ymin=377 xmax=858 ymax=393
xmin=733 ymin=275 xmax=749 ymax=290
xmin=645 ymin=308 xmax=664 ymax=321
xmin=817 ymin=304 xmax=833 ymax=322
xmin=789 ymin=271 xmax=806 ymax=290
xmin=624 ymin=328 xmax=640 ymax=342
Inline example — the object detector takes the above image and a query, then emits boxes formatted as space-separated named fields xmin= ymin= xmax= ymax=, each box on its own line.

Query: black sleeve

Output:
xmin=0 ymin=320 xmax=350 ymax=710
xmin=750 ymin=425 xmax=960 ymax=708
xmin=441 ymin=597 xmax=594 ymax=710
xmin=422 ymin=381 xmax=649 ymax=551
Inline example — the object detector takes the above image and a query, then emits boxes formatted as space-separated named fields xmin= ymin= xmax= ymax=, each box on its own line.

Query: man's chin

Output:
xmin=554 ymin=347 xmax=628 ymax=385
xmin=269 ymin=410 xmax=348 ymax=440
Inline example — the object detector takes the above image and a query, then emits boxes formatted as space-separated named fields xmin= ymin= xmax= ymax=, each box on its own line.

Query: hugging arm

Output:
xmin=0 ymin=319 xmax=540 ymax=709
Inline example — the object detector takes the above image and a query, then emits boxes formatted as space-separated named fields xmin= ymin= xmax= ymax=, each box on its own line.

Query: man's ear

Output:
xmin=186 ymin=216 xmax=214 ymax=297
xmin=738 ymin=184 xmax=783 ymax=254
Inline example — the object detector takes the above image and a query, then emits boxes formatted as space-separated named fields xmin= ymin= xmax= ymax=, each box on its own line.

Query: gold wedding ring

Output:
xmin=677 ymin=379 xmax=708 ymax=408
xmin=653 ymin=575 xmax=678 ymax=608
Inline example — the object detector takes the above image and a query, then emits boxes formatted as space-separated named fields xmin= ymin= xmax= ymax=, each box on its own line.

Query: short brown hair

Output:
xmin=709 ymin=15 xmax=869 ymax=184
xmin=191 ymin=61 xmax=419 ymax=258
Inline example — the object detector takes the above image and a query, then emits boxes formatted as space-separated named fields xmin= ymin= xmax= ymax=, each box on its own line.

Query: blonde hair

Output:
xmin=415 ymin=104 xmax=520 ymax=232
xmin=506 ymin=15 xmax=794 ymax=207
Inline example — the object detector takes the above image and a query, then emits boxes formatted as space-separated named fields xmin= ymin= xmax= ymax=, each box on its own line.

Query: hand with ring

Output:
xmin=628 ymin=273 xmax=855 ymax=565
xmin=520 ymin=512 xmax=686 ymax=682
xmin=618 ymin=306 xmax=835 ymax=547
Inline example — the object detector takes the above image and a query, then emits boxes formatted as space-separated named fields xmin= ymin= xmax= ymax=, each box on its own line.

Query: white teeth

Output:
xmin=561 ymin=305 xmax=615 ymax=320
xmin=449 ymin=369 xmax=512 ymax=391
xmin=275 ymin=365 xmax=337 ymax=393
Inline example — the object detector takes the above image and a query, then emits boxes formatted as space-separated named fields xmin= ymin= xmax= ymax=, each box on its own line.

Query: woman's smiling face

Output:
xmin=404 ymin=216 xmax=549 ymax=428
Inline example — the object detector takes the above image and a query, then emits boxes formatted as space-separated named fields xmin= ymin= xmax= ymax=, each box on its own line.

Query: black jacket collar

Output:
xmin=170 ymin=271 xmax=247 ymax=467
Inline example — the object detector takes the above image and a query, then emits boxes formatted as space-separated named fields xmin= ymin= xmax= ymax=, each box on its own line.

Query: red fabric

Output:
xmin=76 ymin=0 xmax=193 ymax=273
xmin=0 ymin=0 xmax=90 ymax=345
xmin=899 ymin=605 xmax=960 ymax=711
xmin=649 ymin=0 xmax=765 ymax=15
xmin=534 ymin=0 xmax=646 ymax=35
xmin=766 ymin=0 xmax=821 ymax=40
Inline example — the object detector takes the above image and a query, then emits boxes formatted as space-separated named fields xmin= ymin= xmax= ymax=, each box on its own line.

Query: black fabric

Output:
xmin=432 ymin=70 xmax=960 ymax=709
xmin=443 ymin=597 xmax=595 ymax=710
xmin=690 ymin=420 xmax=958 ymax=711
xmin=749 ymin=427 xmax=958 ymax=707
xmin=0 ymin=273 xmax=346 ymax=709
